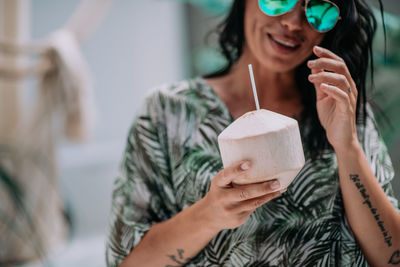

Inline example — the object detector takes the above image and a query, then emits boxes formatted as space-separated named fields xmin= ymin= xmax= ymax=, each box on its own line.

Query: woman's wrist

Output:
xmin=186 ymin=197 xmax=222 ymax=236
xmin=333 ymin=137 xmax=363 ymax=157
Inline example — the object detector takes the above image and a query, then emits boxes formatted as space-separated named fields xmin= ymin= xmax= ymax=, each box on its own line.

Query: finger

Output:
xmin=313 ymin=45 xmax=344 ymax=62
xmin=311 ymin=66 xmax=323 ymax=75
xmin=215 ymin=160 xmax=251 ymax=187
xmin=308 ymin=58 xmax=348 ymax=76
xmin=308 ymin=72 xmax=355 ymax=106
xmin=236 ymin=191 xmax=282 ymax=212
xmin=319 ymin=83 xmax=352 ymax=112
xmin=228 ymin=180 xmax=281 ymax=201
xmin=309 ymin=72 xmax=350 ymax=90
xmin=308 ymin=53 xmax=358 ymax=96
xmin=310 ymin=68 xmax=328 ymax=101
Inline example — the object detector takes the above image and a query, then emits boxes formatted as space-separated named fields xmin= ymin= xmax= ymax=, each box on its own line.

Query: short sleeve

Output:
xmin=105 ymin=91 xmax=177 ymax=267
xmin=361 ymin=103 xmax=400 ymax=212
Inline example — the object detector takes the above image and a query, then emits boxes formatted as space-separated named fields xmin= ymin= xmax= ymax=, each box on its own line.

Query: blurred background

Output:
xmin=0 ymin=0 xmax=399 ymax=266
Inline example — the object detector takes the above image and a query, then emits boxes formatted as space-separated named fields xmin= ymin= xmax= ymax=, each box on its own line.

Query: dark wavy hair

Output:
xmin=205 ymin=0 xmax=385 ymax=160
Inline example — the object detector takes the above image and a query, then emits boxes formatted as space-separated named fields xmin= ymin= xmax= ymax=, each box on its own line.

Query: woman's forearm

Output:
xmin=118 ymin=159 xmax=284 ymax=266
xmin=119 ymin=198 xmax=219 ymax=267
xmin=335 ymin=141 xmax=400 ymax=267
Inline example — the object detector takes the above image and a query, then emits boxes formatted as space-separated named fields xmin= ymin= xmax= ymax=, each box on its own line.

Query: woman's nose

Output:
xmin=280 ymin=3 xmax=304 ymax=32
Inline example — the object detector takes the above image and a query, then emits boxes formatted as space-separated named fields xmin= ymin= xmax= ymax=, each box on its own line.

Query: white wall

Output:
xmin=31 ymin=0 xmax=188 ymax=254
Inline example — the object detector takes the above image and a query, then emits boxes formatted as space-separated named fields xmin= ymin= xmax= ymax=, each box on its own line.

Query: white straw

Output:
xmin=248 ymin=64 xmax=260 ymax=110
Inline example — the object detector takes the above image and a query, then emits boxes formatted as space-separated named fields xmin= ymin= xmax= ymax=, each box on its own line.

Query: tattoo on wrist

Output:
xmin=350 ymin=174 xmax=393 ymax=247
xmin=388 ymin=250 xmax=400 ymax=265
xmin=165 ymin=249 xmax=191 ymax=267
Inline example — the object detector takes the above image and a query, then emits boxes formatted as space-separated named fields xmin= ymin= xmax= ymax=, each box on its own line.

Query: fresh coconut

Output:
xmin=218 ymin=109 xmax=305 ymax=189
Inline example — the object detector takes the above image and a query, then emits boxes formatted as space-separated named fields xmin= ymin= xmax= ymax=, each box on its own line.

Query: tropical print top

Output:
xmin=106 ymin=77 xmax=399 ymax=267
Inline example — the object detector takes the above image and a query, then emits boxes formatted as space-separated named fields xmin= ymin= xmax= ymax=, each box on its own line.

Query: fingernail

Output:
xmin=307 ymin=60 xmax=315 ymax=67
xmin=270 ymin=180 xmax=280 ymax=190
xmin=308 ymin=74 xmax=316 ymax=80
xmin=240 ymin=161 xmax=251 ymax=170
xmin=314 ymin=46 xmax=323 ymax=53
xmin=321 ymin=83 xmax=328 ymax=88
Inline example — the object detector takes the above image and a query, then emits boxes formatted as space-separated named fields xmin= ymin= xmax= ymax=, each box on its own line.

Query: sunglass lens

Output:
xmin=306 ymin=0 xmax=339 ymax=32
xmin=259 ymin=0 xmax=298 ymax=16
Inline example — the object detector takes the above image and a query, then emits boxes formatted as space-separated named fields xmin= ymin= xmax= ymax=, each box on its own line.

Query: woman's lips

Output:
xmin=267 ymin=33 xmax=301 ymax=54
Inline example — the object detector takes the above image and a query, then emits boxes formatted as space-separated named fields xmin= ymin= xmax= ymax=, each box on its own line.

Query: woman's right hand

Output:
xmin=118 ymin=160 xmax=284 ymax=267
xmin=198 ymin=160 xmax=284 ymax=232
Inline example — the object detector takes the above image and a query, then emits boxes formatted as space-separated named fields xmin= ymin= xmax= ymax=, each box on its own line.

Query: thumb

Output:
xmin=215 ymin=160 xmax=251 ymax=187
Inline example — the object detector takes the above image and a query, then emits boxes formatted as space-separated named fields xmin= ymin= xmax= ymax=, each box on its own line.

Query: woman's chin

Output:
xmin=258 ymin=58 xmax=301 ymax=73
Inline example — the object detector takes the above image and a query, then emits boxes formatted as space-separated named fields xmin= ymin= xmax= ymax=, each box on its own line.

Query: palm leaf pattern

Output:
xmin=106 ymin=77 xmax=399 ymax=267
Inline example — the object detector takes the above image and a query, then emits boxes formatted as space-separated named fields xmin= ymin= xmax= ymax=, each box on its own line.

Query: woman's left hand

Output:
xmin=307 ymin=45 xmax=359 ymax=151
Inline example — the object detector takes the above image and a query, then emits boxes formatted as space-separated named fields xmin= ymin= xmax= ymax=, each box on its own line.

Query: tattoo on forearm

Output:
xmin=165 ymin=249 xmax=191 ymax=267
xmin=388 ymin=250 xmax=400 ymax=265
xmin=350 ymin=174 xmax=393 ymax=247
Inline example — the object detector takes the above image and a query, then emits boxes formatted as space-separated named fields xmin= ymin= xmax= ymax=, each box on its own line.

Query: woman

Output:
xmin=106 ymin=0 xmax=400 ymax=266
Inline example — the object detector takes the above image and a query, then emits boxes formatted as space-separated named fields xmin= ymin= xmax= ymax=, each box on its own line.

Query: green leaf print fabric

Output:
xmin=106 ymin=77 xmax=399 ymax=267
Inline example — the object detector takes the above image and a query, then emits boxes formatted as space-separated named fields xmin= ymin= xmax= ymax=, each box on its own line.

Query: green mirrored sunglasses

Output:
xmin=258 ymin=0 xmax=341 ymax=32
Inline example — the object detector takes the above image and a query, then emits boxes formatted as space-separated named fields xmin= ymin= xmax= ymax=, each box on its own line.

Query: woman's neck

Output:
xmin=204 ymin=46 xmax=303 ymax=119
xmin=226 ymin=47 xmax=299 ymax=105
